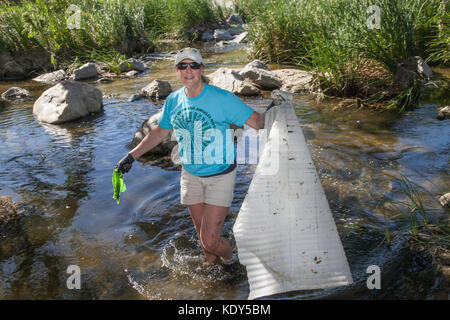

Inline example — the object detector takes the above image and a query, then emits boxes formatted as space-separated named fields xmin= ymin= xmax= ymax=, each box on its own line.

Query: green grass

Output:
xmin=233 ymin=0 xmax=448 ymax=111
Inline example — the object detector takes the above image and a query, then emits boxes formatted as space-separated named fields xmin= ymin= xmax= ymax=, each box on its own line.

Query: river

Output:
xmin=0 ymin=43 xmax=449 ymax=299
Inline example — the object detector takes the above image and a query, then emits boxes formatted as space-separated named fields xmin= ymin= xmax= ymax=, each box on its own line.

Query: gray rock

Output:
xmin=437 ymin=106 xmax=450 ymax=120
xmin=33 ymin=81 xmax=103 ymax=124
xmin=206 ymin=68 xmax=260 ymax=96
xmin=73 ymin=62 xmax=99 ymax=81
xmin=1 ymin=87 xmax=33 ymax=102
xmin=202 ymin=30 xmax=214 ymax=42
xmin=128 ymin=93 xmax=145 ymax=102
xmin=439 ymin=193 xmax=450 ymax=207
xmin=239 ymin=62 xmax=282 ymax=90
xmin=32 ymin=69 xmax=67 ymax=84
xmin=245 ymin=59 xmax=269 ymax=71
xmin=119 ymin=58 xmax=145 ymax=73
xmin=125 ymin=70 xmax=140 ymax=78
xmin=271 ymin=69 xmax=315 ymax=93
xmin=142 ymin=80 xmax=172 ymax=99
xmin=130 ymin=109 xmax=177 ymax=156
xmin=96 ymin=77 xmax=113 ymax=84
xmin=231 ymin=31 xmax=248 ymax=43
xmin=214 ymin=29 xmax=234 ymax=41
xmin=227 ymin=14 xmax=244 ymax=25
xmin=229 ymin=25 xmax=244 ymax=36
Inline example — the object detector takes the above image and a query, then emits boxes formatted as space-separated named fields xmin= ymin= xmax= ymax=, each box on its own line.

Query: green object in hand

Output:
xmin=112 ymin=169 xmax=127 ymax=204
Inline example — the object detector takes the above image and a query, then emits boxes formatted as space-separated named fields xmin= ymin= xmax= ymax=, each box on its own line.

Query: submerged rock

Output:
xmin=1 ymin=87 xmax=33 ymax=102
xmin=0 ymin=196 xmax=22 ymax=225
xmin=130 ymin=109 xmax=177 ymax=157
xmin=206 ymin=68 xmax=260 ymax=96
xmin=33 ymin=81 xmax=103 ymax=124
xmin=437 ymin=106 xmax=450 ymax=120
xmin=439 ymin=193 xmax=450 ymax=207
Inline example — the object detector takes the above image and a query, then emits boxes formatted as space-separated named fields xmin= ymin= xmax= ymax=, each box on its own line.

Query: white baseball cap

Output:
xmin=174 ymin=47 xmax=203 ymax=66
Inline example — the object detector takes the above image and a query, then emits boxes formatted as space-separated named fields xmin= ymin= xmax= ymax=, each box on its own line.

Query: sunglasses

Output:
xmin=176 ymin=62 xmax=202 ymax=70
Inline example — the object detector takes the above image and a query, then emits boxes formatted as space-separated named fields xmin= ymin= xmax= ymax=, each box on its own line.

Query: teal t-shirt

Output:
xmin=158 ymin=84 xmax=254 ymax=176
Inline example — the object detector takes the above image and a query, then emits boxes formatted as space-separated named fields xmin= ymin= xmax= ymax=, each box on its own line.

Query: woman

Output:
xmin=116 ymin=47 xmax=264 ymax=265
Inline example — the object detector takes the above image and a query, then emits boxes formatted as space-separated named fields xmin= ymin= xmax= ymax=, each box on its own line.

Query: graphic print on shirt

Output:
xmin=171 ymin=106 xmax=217 ymax=164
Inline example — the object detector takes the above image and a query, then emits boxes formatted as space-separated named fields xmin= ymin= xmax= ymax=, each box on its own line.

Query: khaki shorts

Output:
xmin=180 ymin=166 xmax=237 ymax=207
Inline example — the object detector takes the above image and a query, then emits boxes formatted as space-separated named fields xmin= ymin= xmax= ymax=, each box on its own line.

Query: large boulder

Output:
xmin=130 ymin=109 xmax=177 ymax=156
xmin=142 ymin=80 xmax=172 ymax=99
xmin=119 ymin=58 xmax=145 ymax=73
xmin=33 ymin=81 xmax=103 ymax=124
xmin=239 ymin=61 xmax=282 ymax=90
xmin=73 ymin=62 xmax=99 ymax=81
xmin=32 ymin=69 xmax=68 ymax=84
xmin=206 ymin=68 xmax=260 ymax=96
xmin=271 ymin=69 xmax=315 ymax=93
xmin=1 ymin=87 xmax=33 ymax=102
xmin=229 ymin=25 xmax=244 ymax=36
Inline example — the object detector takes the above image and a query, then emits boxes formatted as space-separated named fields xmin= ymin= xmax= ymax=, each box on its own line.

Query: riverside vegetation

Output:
xmin=0 ymin=0 xmax=228 ymax=72
xmin=232 ymin=0 xmax=449 ymax=111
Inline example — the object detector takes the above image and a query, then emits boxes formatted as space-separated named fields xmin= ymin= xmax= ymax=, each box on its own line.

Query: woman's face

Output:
xmin=176 ymin=58 xmax=204 ymax=89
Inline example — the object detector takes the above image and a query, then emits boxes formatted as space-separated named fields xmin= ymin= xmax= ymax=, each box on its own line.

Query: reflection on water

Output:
xmin=0 ymin=45 xmax=449 ymax=299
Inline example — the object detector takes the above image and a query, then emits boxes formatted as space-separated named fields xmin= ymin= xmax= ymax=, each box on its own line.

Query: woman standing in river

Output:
xmin=116 ymin=47 xmax=265 ymax=266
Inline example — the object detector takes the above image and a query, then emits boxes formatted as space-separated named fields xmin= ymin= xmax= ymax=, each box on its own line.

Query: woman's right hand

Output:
xmin=116 ymin=153 xmax=135 ymax=173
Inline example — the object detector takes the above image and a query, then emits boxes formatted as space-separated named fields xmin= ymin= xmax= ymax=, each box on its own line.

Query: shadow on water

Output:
xmin=0 ymin=44 xmax=449 ymax=299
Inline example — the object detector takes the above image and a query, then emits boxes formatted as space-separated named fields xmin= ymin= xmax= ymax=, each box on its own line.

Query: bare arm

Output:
xmin=129 ymin=125 xmax=171 ymax=159
xmin=245 ymin=111 xmax=265 ymax=130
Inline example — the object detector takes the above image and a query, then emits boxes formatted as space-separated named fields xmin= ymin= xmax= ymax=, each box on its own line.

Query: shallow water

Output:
xmin=0 ymin=43 xmax=449 ymax=299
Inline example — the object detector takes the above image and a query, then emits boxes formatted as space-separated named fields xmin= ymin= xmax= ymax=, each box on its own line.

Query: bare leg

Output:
xmin=187 ymin=203 xmax=217 ymax=262
xmin=199 ymin=204 xmax=233 ymax=263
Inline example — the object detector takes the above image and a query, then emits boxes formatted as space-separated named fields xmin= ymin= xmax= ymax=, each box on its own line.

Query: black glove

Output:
xmin=116 ymin=153 xmax=135 ymax=173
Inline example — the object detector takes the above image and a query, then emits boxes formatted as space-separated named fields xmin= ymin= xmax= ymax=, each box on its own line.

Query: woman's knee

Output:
xmin=200 ymin=231 xmax=220 ymax=253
